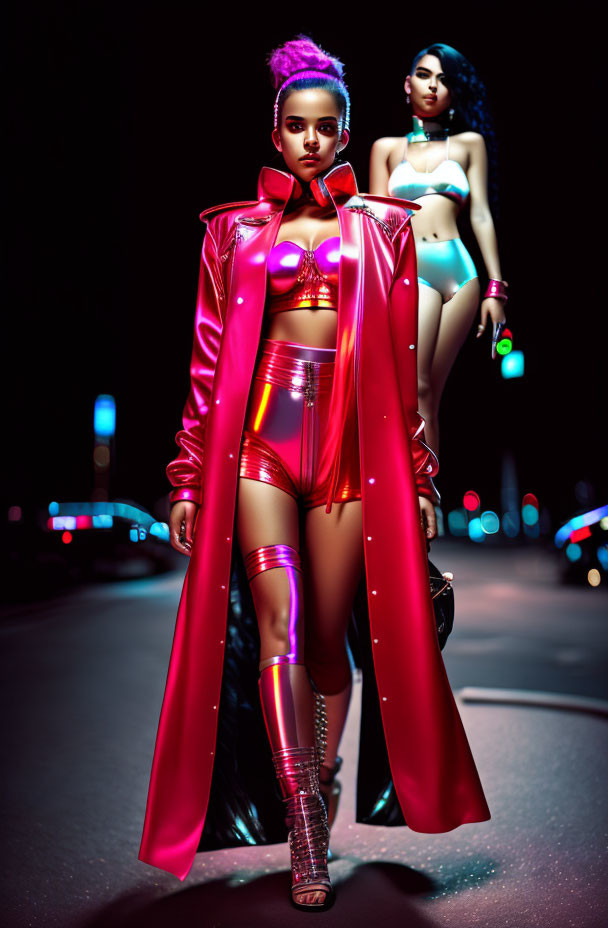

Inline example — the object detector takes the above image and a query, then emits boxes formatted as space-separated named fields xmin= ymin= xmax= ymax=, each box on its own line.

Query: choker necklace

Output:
xmin=406 ymin=115 xmax=450 ymax=143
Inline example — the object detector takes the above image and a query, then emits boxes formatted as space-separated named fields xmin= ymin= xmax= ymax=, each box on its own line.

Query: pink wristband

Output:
xmin=484 ymin=279 xmax=508 ymax=302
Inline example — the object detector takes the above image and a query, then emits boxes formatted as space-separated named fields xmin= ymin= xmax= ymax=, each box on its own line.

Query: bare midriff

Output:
xmin=264 ymin=209 xmax=340 ymax=349
xmin=264 ymin=309 xmax=338 ymax=350
xmin=410 ymin=195 xmax=461 ymax=243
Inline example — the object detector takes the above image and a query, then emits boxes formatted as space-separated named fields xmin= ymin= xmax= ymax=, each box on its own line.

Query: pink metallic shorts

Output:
xmin=239 ymin=339 xmax=361 ymax=509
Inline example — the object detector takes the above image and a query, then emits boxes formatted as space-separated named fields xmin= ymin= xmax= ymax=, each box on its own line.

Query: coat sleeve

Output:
xmin=389 ymin=219 xmax=440 ymax=504
xmin=166 ymin=221 xmax=225 ymax=505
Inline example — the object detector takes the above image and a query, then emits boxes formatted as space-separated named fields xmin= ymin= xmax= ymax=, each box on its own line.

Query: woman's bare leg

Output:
xmin=237 ymin=477 xmax=329 ymax=907
xmin=428 ymin=278 xmax=480 ymax=424
xmin=416 ymin=284 xmax=443 ymax=454
xmin=302 ymin=500 xmax=364 ymax=776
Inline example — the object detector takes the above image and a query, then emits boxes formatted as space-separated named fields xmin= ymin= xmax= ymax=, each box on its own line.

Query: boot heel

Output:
xmin=272 ymin=746 xmax=334 ymax=910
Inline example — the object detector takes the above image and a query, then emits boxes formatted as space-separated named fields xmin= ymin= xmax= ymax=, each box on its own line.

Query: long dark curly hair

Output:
xmin=411 ymin=43 xmax=498 ymax=213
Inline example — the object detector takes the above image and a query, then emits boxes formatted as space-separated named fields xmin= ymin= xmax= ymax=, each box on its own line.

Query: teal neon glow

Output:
xmin=501 ymin=351 xmax=524 ymax=379
xmin=597 ymin=546 xmax=608 ymax=570
xmin=94 ymin=394 xmax=116 ymax=437
xmin=233 ymin=816 xmax=258 ymax=845
xmin=468 ymin=517 xmax=484 ymax=542
xmin=554 ymin=504 xmax=608 ymax=548
xmin=50 ymin=504 xmax=170 ymax=543
xmin=52 ymin=501 xmax=159 ymax=529
xmin=150 ymin=522 xmax=170 ymax=541
xmin=129 ymin=527 xmax=139 ymax=543
xmin=522 ymin=504 xmax=539 ymax=526
xmin=480 ymin=510 xmax=500 ymax=534
xmin=370 ymin=784 xmax=393 ymax=817
xmin=565 ymin=543 xmax=582 ymax=562
xmin=447 ymin=509 xmax=468 ymax=536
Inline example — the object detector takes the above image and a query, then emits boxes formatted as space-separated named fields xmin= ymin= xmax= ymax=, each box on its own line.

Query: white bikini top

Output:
xmin=388 ymin=136 xmax=470 ymax=209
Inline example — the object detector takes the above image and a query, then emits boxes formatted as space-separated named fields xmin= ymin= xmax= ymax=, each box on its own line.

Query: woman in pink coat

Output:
xmin=139 ymin=36 xmax=490 ymax=911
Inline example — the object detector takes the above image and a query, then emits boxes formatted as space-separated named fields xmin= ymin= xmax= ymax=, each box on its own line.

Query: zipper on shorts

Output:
xmin=301 ymin=361 xmax=317 ymax=492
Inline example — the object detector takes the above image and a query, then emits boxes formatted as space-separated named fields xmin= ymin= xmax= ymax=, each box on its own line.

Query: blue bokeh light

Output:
xmin=565 ymin=542 xmax=582 ymax=562
xmin=480 ymin=510 xmax=500 ymax=534
xmin=94 ymin=394 xmax=116 ymax=437
xmin=554 ymin=505 xmax=608 ymax=548
xmin=150 ymin=522 xmax=170 ymax=541
xmin=522 ymin=503 xmax=540 ymax=526
xmin=503 ymin=511 xmax=520 ymax=538
xmin=468 ymin=517 xmax=485 ymax=543
xmin=501 ymin=350 xmax=525 ymax=379
xmin=447 ymin=508 xmax=468 ymax=536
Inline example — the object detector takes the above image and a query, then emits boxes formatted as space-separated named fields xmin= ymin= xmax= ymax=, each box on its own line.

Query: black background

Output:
xmin=7 ymin=0 xmax=605 ymax=525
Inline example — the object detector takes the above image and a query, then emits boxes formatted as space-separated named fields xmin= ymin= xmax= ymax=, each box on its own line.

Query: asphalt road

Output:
xmin=1 ymin=540 xmax=607 ymax=928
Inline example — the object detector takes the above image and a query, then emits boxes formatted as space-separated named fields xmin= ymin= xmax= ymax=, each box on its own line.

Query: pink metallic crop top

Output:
xmin=267 ymin=237 xmax=340 ymax=314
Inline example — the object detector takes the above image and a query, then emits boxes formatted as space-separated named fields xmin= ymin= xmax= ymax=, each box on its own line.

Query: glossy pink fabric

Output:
xmin=239 ymin=339 xmax=361 ymax=509
xmin=141 ymin=164 xmax=490 ymax=880
xmin=267 ymin=237 xmax=340 ymax=312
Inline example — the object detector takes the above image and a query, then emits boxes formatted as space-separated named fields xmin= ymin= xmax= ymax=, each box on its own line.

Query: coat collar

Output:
xmin=257 ymin=162 xmax=359 ymax=207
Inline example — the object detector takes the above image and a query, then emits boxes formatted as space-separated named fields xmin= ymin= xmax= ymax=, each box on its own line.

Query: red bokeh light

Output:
xmin=62 ymin=531 xmax=73 ymax=544
xmin=463 ymin=491 xmax=480 ymax=512
xmin=570 ymin=526 xmax=591 ymax=543
xmin=522 ymin=493 xmax=539 ymax=510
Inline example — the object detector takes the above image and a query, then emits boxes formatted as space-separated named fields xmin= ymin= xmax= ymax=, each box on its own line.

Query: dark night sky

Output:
xmin=7 ymin=1 xmax=605 ymax=526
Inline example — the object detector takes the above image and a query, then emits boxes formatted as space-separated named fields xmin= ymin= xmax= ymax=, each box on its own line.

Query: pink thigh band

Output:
xmin=244 ymin=543 xmax=303 ymax=583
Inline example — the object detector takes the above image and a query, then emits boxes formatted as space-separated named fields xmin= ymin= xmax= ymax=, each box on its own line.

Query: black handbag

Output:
xmin=428 ymin=558 xmax=454 ymax=650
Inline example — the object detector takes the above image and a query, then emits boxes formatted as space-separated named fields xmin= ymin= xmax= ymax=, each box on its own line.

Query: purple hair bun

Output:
xmin=268 ymin=34 xmax=345 ymax=89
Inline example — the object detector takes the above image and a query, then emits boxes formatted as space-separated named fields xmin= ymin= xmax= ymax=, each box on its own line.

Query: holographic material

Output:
xmin=239 ymin=339 xmax=361 ymax=509
xmin=267 ymin=238 xmax=340 ymax=313
xmin=388 ymin=137 xmax=470 ymax=208
xmin=416 ymin=238 xmax=478 ymax=301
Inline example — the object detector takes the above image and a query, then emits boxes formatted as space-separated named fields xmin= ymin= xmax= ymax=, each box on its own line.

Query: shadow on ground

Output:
xmin=84 ymin=862 xmax=436 ymax=927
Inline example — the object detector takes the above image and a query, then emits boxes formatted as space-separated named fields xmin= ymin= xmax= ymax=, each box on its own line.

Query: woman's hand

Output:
xmin=476 ymin=297 xmax=506 ymax=339
xmin=419 ymin=497 xmax=437 ymax=542
xmin=169 ymin=500 xmax=199 ymax=555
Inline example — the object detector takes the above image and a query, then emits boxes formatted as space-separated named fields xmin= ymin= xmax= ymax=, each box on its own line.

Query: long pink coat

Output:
xmin=139 ymin=163 xmax=490 ymax=880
